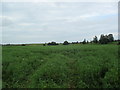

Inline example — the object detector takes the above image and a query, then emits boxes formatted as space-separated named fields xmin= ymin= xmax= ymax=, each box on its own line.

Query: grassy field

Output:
xmin=2 ymin=44 xmax=119 ymax=88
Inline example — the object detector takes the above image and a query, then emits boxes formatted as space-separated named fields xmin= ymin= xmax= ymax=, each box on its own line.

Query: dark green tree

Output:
xmin=87 ymin=40 xmax=89 ymax=44
xmin=108 ymin=34 xmax=114 ymax=42
xmin=118 ymin=41 xmax=120 ymax=45
xmin=82 ymin=39 xmax=86 ymax=44
xmin=99 ymin=34 xmax=109 ymax=44
xmin=93 ymin=36 xmax=98 ymax=43
xmin=47 ymin=42 xmax=59 ymax=45
xmin=63 ymin=41 xmax=69 ymax=45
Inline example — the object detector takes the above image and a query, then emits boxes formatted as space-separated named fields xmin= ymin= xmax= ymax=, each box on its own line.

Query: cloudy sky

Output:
xmin=1 ymin=2 xmax=118 ymax=44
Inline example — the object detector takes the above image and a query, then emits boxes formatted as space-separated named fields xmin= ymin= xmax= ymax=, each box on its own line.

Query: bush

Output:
xmin=63 ymin=41 xmax=69 ymax=45
xmin=47 ymin=42 xmax=59 ymax=46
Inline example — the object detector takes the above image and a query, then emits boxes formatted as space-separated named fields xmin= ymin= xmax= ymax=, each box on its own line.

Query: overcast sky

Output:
xmin=1 ymin=2 xmax=118 ymax=44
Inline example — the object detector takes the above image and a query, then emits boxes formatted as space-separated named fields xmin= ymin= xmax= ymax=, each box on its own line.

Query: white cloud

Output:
xmin=2 ymin=2 xmax=118 ymax=43
xmin=0 ymin=16 xmax=15 ymax=27
xmin=18 ymin=23 xmax=35 ymax=26
xmin=0 ymin=16 xmax=13 ymax=20
xmin=65 ymin=13 xmax=100 ymax=22
xmin=1 ymin=0 xmax=119 ymax=2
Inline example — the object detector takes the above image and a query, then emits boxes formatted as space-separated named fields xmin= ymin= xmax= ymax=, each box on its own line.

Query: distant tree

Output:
xmin=99 ymin=34 xmax=109 ymax=44
xmin=99 ymin=34 xmax=115 ymax=44
xmin=118 ymin=42 xmax=120 ymax=45
xmin=108 ymin=34 xmax=114 ymax=42
xmin=93 ymin=36 xmax=98 ymax=43
xmin=22 ymin=44 xmax=26 ymax=46
xmin=47 ymin=42 xmax=59 ymax=45
xmin=72 ymin=42 xmax=75 ymax=44
xmin=43 ymin=44 xmax=46 ymax=46
xmin=72 ymin=41 xmax=79 ymax=44
xmin=87 ymin=40 xmax=89 ymax=44
xmin=63 ymin=41 xmax=69 ymax=45
xmin=6 ymin=44 xmax=10 ymax=46
xmin=79 ymin=42 xmax=82 ymax=44
xmin=82 ymin=39 xmax=86 ymax=44
xmin=99 ymin=34 xmax=104 ymax=44
xmin=89 ymin=40 xmax=93 ymax=44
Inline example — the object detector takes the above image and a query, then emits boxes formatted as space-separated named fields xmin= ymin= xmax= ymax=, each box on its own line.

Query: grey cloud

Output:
xmin=0 ymin=16 xmax=14 ymax=27
xmin=2 ymin=2 xmax=118 ymax=44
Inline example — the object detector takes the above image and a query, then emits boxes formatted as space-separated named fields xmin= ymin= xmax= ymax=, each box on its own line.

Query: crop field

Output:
xmin=2 ymin=44 xmax=119 ymax=88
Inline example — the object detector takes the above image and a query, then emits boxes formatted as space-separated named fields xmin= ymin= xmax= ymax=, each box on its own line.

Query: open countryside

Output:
xmin=2 ymin=1 xmax=119 ymax=88
xmin=2 ymin=34 xmax=119 ymax=88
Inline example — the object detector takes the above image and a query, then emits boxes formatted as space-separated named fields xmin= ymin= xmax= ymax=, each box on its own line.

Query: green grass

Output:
xmin=2 ymin=44 xmax=119 ymax=88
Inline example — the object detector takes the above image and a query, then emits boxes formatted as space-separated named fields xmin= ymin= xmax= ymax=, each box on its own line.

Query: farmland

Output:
xmin=2 ymin=44 xmax=119 ymax=88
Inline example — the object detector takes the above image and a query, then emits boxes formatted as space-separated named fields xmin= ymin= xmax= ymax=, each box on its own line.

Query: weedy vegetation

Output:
xmin=2 ymin=44 xmax=119 ymax=88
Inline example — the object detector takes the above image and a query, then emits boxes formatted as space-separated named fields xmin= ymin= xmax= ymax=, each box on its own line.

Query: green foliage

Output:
xmin=47 ymin=42 xmax=59 ymax=45
xmin=2 ymin=44 xmax=119 ymax=88
xmin=63 ymin=41 xmax=69 ymax=45
xmin=93 ymin=36 xmax=98 ymax=43
xmin=99 ymin=34 xmax=114 ymax=44
xmin=82 ymin=39 xmax=86 ymax=44
xmin=108 ymin=34 xmax=114 ymax=42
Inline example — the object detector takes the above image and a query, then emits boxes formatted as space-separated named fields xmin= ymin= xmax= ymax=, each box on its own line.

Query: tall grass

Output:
xmin=2 ymin=44 xmax=119 ymax=88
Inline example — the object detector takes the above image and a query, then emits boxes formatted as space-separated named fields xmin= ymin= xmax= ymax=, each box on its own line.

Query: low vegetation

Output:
xmin=2 ymin=44 xmax=119 ymax=88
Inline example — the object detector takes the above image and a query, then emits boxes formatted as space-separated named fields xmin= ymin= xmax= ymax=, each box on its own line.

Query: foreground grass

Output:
xmin=2 ymin=44 xmax=119 ymax=88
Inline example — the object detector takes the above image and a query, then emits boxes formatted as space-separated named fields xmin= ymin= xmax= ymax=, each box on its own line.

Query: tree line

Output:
xmin=44 ymin=34 xmax=119 ymax=46
xmin=2 ymin=34 xmax=120 ymax=46
xmin=93 ymin=34 xmax=114 ymax=44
